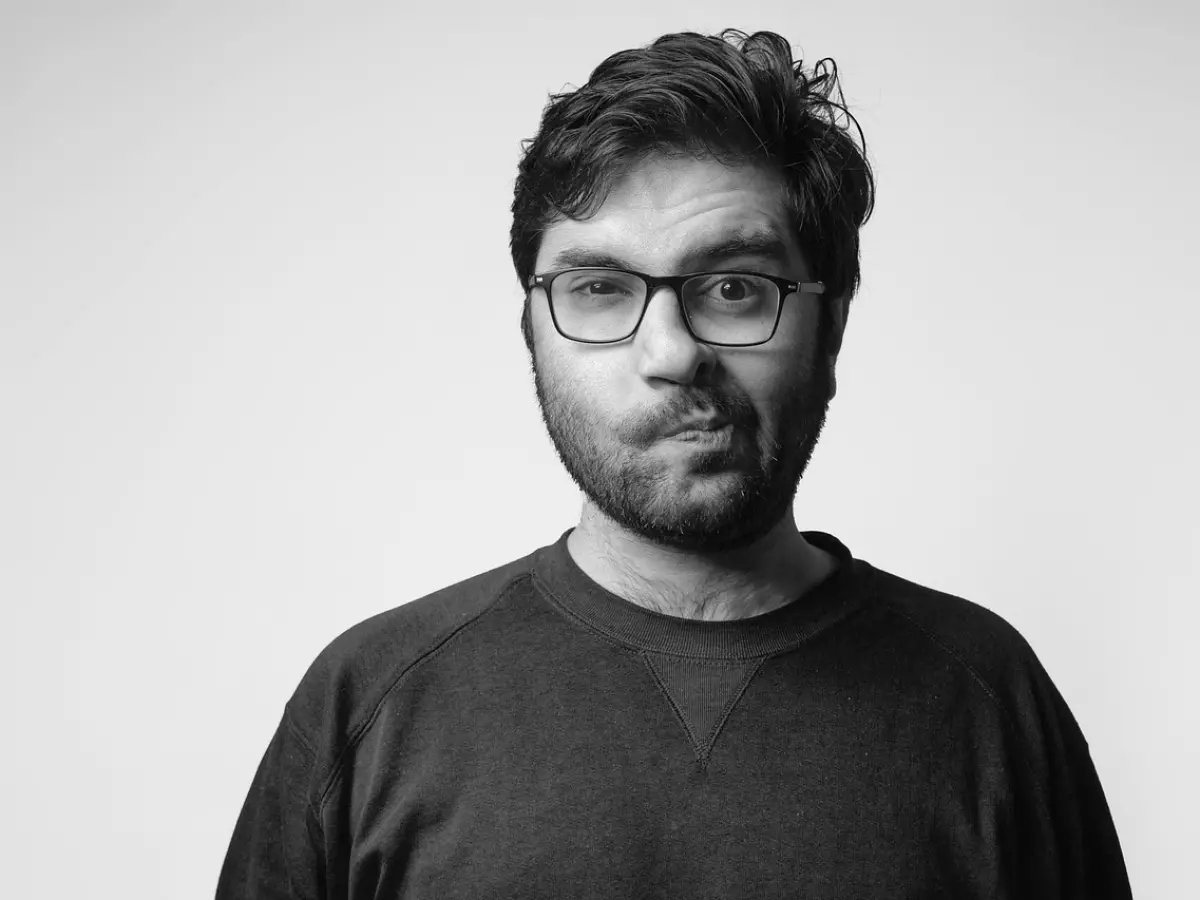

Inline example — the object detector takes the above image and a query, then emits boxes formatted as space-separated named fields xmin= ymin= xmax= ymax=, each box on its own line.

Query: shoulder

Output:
xmin=855 ymin=560 xmax=1069 ymax=731
xmin=810 ymin=532 xmax=1036 ymax=682
xmin=282 ymin=548 xmax=540 ymax=758
xmin=864 ymin=563 xmax=1036 ymax=672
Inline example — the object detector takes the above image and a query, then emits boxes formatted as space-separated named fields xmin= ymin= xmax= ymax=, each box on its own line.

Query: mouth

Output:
xmin=664 ymin=422 xmax=735 ymax=448
xmin=661 ymin=417 xmax=731 ymax=439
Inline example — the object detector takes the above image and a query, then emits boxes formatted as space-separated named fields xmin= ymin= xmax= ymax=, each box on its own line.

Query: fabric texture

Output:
xmin=217 ymin=529 xmax=1132 ymax=899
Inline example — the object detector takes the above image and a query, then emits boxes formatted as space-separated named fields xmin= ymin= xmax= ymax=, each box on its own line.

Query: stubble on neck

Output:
xmin=567 ymin=504 xmax=837 ymax=621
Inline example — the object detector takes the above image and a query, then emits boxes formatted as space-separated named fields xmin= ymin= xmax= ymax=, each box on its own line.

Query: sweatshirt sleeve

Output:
xmin=215 ymin=707 xmax=326 ymax=900
xmin=1040 ymin=673 xmax=1133 ymax=899
xmin=995 ymin=643 xmax=1134 ymax=900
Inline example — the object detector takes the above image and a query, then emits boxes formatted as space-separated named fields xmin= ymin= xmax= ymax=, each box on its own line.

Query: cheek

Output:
xmin=537 ymin=345 xmax=620 ymax=428
xmin=757 ymin=304 xmax=824 ymax=398
xmin=775 ymin=291 xmax=822 ymax=355
xmin=728 ymin=351 xmax=823 ymax=448
xmin=734 ymin=340 xmax=818 ymax=409
xmin=530 ymin=290 xmax=555 ymax=356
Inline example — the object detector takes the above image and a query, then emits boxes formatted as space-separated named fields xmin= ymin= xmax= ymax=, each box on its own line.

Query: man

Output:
xmin=218 ymin=30 xmax=1132 ymax=898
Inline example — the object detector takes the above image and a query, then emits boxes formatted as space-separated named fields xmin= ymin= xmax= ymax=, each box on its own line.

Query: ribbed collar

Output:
xmin=531 ymin=529 xmax=870 ymax=659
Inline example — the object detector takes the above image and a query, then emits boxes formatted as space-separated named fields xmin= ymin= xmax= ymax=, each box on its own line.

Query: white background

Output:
xmin=3 ymin=1 xmax=1196 ymax=896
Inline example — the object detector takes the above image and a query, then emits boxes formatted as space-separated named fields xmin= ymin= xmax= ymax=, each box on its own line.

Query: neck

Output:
xmin=566 ymin=503 xmax=837 ymax=622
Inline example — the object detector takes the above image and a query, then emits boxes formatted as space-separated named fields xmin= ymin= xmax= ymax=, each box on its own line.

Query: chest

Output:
xmin=338 ymin=662 xmax=1016 ymax=899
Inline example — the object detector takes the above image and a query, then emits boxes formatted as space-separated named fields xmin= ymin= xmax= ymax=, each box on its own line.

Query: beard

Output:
xmin=532 ymin=339 xmax=834 ymax=554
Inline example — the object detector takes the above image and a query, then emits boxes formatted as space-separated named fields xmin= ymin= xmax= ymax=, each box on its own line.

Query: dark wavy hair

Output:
xmin=511 ymin=29 xmax=875 ymax=355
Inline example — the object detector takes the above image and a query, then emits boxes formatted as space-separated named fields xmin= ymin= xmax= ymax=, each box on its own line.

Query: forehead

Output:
xmin=535 ymin=155 xmax=801 ymax=274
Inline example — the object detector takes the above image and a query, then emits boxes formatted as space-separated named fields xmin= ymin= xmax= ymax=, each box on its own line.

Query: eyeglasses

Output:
xmin=528 ymin=267 xmax=825 ymax=347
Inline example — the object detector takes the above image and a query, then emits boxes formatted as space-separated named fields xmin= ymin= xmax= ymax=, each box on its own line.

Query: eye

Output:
xmin=560 ymin=270 xmax=641 ymax=297
xmin=716 ymin=278 xmax=752 ymax=301
xmin=692 ymin=274 xmax=768 ymax=303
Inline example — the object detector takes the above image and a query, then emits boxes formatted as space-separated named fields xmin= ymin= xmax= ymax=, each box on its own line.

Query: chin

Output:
xmin=586 ymin=461 xmax=800 ymax=553
xmin=625 ymin=510 xmax=788 ymax=553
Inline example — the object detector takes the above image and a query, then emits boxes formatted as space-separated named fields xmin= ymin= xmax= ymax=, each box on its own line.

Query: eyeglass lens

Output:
xmin=550 ymin=270 xmax=781 ymax=344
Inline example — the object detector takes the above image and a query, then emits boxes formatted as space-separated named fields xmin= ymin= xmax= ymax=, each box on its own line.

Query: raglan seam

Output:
xmin=878 ymin=599 xmax=1022 ymax=736
xmin=878 ymin=595 xmax=1096 ymax=891
xmin=279 ymin=707 xmax=323 ymax=894
xmin=313 ymin=573 xmax=527 ymax=813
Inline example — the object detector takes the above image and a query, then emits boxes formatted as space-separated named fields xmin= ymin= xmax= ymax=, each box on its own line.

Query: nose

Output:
xmin=634 ymin=285 xmax=715 ymax=385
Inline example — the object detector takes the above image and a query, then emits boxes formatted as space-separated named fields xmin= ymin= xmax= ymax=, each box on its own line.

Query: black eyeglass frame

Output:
xmin=528 ymin=267 xmax=826 ymax=347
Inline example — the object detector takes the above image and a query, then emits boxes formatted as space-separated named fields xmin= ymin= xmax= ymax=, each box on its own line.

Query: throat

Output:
xmin=617 ymin=575 xmax=804 ymax=621
xmin=567 ymin=522 xmax=837 ymax=622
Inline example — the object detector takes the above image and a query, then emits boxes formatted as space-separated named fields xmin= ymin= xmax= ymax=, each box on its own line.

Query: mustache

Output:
xmin=617 ymin=391 xmax=758 ymax=448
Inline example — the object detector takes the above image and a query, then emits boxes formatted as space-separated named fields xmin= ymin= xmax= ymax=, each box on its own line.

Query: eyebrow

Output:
xmin=546 ymin=226 xmax=794 ymax=273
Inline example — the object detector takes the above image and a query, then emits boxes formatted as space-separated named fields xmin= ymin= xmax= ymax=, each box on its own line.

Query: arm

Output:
xmin=1043 ymin=685 xmax=1132 ymax=899
xmin=1003 ymin=651 xmax=1133 ymax=899
xmin=216 ymin=708 xmax=326 ymax=900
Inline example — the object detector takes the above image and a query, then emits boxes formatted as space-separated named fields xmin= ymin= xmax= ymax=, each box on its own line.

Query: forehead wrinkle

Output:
xmin=547 ymin=225 xmax=790 ymax=270
xmin=677 ymin=224 xmax=793 ymax=270
xmin=536 ymin=158 xmax=797 ymax=273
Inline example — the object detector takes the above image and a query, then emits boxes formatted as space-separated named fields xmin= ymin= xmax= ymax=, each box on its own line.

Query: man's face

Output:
xmin=530 ymin=154 xmax=842 ymax=553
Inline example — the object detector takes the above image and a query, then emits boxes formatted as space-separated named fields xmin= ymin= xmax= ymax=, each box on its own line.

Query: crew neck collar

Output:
xmin=531 ymin=528 xmax=869 ymax=659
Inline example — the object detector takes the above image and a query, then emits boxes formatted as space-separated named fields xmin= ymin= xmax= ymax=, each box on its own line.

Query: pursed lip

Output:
xmin=661 ymin=417 xmax=731 ymax=439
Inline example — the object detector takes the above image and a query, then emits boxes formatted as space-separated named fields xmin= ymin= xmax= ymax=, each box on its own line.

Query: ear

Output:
xmin=824 ymin=293 xmax=850 ymax=400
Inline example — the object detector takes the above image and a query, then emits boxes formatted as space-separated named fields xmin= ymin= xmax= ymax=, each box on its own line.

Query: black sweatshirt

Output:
xmin=217 ymin=529 xmax=1132 ymax=898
